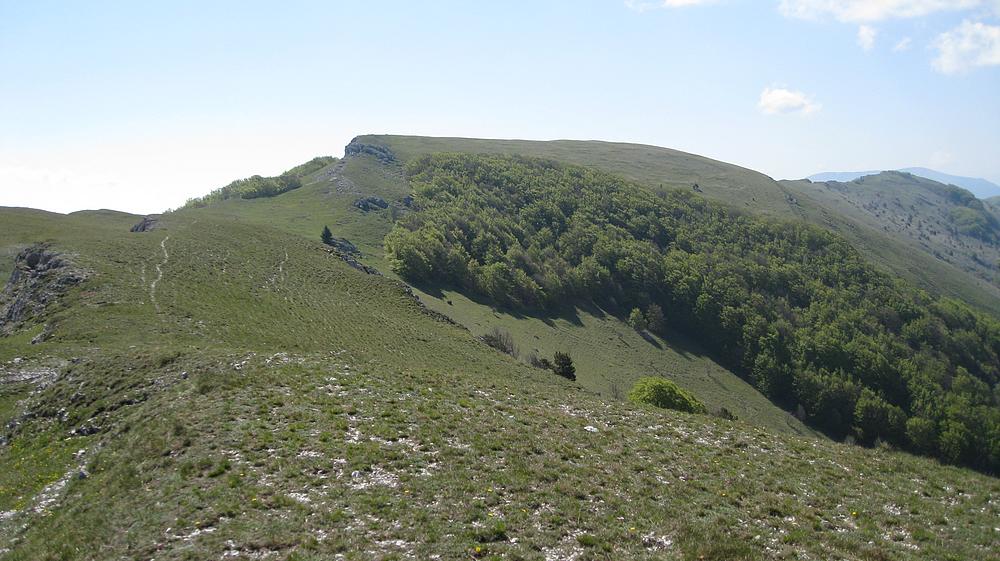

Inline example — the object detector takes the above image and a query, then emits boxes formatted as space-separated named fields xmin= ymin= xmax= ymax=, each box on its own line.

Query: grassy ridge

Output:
xmin=356 ymin=135 xmax=1000 ymax=318
xmin=783 ymin=174 xmax=1000 ymax=314
xmin=0 ymin=210 xmax=997 ymax=559
xmin=358 ymin=135 xmax=799 ymax=216
xmin=173 ymin=154 xmax=810 ymax=438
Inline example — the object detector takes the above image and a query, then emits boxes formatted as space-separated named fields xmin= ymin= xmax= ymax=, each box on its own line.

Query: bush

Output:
xmin=481 ymin=327 xmax=518 ymax=358
xmin=714 ymin=406 xmax=737 ymax=421
xmin=526 ymin=353 xmax=553 ymax=370
xmin=627 ymin=308 xmax=648 ymax=331
xmin=552 ymin=351 xmax=576 ymax=381
xmin=628 ymin=377 xmax=705 ymax=414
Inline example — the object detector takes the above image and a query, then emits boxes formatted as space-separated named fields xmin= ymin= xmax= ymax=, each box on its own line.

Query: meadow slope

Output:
xmin=0 ymin=209 xmax=997 ymax=560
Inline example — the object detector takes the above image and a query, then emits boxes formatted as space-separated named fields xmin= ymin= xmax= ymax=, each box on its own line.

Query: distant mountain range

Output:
xmin=808 ymin=167 xmax=1000 ymax=199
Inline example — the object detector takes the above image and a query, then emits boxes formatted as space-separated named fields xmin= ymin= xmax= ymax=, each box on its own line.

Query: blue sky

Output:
xmin=1 ymin=0 xmax=998 ymax=213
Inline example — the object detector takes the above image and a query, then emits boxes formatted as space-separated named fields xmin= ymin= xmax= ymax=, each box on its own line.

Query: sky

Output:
xmin=1 ymin=0 xmax=999 ymax=214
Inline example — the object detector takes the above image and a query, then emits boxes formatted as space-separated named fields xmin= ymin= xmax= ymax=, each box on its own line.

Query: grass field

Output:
xmin=0 ymin=210 xmax=997 ymax=559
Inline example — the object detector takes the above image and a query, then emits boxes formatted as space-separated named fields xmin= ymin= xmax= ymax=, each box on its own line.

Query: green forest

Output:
xmin=385 ymin=153 xmax=1000 ymax=472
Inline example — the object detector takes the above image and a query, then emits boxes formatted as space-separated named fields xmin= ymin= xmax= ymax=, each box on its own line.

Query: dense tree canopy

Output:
xmin=385 ymin=153 xmax=1000 ymax=472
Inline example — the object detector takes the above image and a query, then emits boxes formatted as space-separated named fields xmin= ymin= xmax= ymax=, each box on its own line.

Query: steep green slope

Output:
xmin=177 ymin=149 xmax=811 ymax=438
xmin=357 ymin=135 xmax=1000 ymax=317
xmin=1 ymin=209 xmax=998 ymax=560
xmin=384 ymin=153 xmax=1000 ymax=472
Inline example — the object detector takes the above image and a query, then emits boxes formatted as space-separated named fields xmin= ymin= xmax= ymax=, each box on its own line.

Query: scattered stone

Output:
xmin=71 ymin=424 xmax=101 ymax=436
xmin=31 ymin=323 xmax=54 ymax=344
xmin=325 ymin=247 xmax=380 ymax=276
xmin=584 ymin=425 xmax=599 ymax=433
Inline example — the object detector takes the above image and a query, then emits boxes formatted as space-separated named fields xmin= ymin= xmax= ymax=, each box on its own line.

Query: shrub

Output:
xmin=481 ymin=327 xmax=518 ymax=358
xmin=627 ymin=308 xmax=647 ymax=331
xmin=714 ymin=406 xmax=737 ymax=421
xmin=552 ymin=352 xmax=576 ymax=381
xmin=526 ymin=352 xmax=553 ymax=370
xmin=628 ymin=377 xmax=705 ymax=414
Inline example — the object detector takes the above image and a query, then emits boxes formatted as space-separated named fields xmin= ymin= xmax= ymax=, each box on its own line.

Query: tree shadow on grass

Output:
xmin=408 ymin=279 xmax=724 ymax=364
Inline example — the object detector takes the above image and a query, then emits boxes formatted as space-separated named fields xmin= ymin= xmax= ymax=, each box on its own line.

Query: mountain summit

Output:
xmin=808 ymin=168 xmax=1000 ymax=199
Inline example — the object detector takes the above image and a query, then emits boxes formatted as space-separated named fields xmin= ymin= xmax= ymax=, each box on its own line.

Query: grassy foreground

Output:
xmin=0 ymin=209 xmax=997 ymax=560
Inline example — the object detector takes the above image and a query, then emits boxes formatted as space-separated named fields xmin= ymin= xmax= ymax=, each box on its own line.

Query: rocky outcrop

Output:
xmin=353 ymin=196 xmax=389 ymax=212
xmin=344 ymin=139 xmax=397 ymax=164
xmin=0 ymin=245 xmax=89 ymax=335
xmin=324 ymin=247 xmax=380 ymax=276
xmin=325 ymin=236 xmax=360 ymax=255
xmin=130 ymin=216 xmax=159 ymax=232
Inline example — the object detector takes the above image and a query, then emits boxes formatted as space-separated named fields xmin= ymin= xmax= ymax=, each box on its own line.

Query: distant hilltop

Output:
xmin=808 ymin=167 xmax=1000 ymax=199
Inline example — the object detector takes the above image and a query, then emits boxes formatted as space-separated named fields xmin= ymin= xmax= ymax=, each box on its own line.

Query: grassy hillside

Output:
xmin=0 ymin=208 xmax=998 ymax=560
xmin=382 ymin=153 xmax=1000 ymax=470
xmin=176 ymin=148 xmax=811 ymax=439
xmin=357 ymin=135 xmax=802 ymax=217
xmin=352 ymin=136 xmax=1000 ymax=317
xmin=783 ymin=173 xmax=1000 ymax=314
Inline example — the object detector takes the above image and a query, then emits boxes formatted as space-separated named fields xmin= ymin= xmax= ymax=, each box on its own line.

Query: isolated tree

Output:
xmin=627 ymin=308 xmax=647 ymax=331
xmin=552 ymin=351 xmax=576 ymax=382
xmin=645 ymin=303 xmax=665 ymax=333
xmin=321 ymin=225 xmax=334 ymax=246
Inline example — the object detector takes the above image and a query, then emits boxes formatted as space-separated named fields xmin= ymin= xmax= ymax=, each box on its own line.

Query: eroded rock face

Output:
xmin=325 ymin=246 xmax=380 ymax=276
xmin=0 ymin=245 xmax=88 ymax=335
xmin=326 ymin=236 xmax=360 ymax=255
xmin=344 ymin=140 xmax=397 ymax=164
xmin=130 ymin=216 xmax=159 ymax=232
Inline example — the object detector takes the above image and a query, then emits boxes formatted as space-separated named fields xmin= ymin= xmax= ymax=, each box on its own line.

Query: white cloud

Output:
xmin=857 ymin=25 xmax=878 ymax=49
xmin=893 ymin=37 xmax=913 ymax=51
xmin=778 ymin=0 xmax=982 ymax=22
xmin=932 ymin=19 xmax=1000 ymax=73
xmin=758 ymin=87 xmax=822 ymax=115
